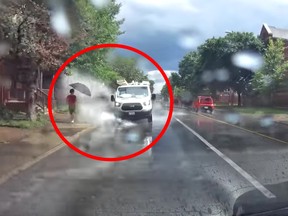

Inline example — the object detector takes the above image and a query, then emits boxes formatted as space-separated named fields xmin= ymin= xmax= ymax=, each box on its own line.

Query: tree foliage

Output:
xmin=110 ymin=56 xmax=147 ymax=82
xmin=178 ymin=32 xmax=264 ymax=106
xmin=0 ymin=0 xmax=69 ymax=70
xmin=173 ymin=86 xmax=185 ymax=98
xmin=149 ymin=80 xmax=155 ymax=93
xmin=178 ymin=51 xmax=202 ymax=94
xmin=252 ymin=39 xmax=288 ymax=95
xmin=109 ymin=56 xmax=155 ymax=91
xmin=160 ymin=72 xmax=185 ymax=100
xmin=161 ymin=84 xmax=168 ymax=100
xmin=68 ymin=0 xmax=124 ymax=81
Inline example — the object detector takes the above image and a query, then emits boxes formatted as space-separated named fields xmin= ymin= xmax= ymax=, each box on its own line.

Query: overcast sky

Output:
xmin=116 ymin=0 xmax=288 ymax=93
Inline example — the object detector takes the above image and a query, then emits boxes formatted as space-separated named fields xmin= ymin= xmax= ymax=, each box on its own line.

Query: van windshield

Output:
xmin=117 ymin=87 xmax=149 ymax=98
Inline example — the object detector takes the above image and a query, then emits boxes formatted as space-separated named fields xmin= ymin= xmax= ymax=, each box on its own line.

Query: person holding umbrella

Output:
xmin=67 ymin=82 xmax=91 ymax=123
xmin=66 ymin=89 xmax=77 ymax=123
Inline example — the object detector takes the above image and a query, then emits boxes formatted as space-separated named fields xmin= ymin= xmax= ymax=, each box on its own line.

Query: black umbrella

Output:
xmin=69 ymin=82 xmax=91 ymax=96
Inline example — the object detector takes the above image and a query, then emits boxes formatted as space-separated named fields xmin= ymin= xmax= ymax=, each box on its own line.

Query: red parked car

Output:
xmin=192 ymin=96 xmax=215 ymax=113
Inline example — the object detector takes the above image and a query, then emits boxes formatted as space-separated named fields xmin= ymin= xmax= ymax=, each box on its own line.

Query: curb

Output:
xmin=67 ymin=126 xmax=96 ymax=143
xmin=0 ymin=125 xmax=96 ymax=186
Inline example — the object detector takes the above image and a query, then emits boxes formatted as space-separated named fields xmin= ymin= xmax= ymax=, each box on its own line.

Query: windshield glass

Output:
xmin=117 ymin=86 xmax=149 ymax=98
xmin=200 ymin=98 xmax=212 ymax=103
xmin=2 ymin=0 xmax=288 ymax=216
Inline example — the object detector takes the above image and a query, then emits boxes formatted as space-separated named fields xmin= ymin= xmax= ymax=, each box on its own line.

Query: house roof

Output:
xmin=262 ymin=23 xmax=288 ymax=40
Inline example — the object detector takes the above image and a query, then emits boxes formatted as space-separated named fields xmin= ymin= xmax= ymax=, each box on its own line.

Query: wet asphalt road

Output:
xmin=1 ymin=106 xmax=288 ymax=215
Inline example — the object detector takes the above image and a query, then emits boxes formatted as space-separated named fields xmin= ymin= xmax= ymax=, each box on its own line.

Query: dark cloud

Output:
xmin=118 ymin=31 xmax=194 ymax=70
xmin=117 ymin=0 xmax=288 ymax=70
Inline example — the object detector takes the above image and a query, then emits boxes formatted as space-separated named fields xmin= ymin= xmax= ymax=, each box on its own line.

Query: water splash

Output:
xmin=60 ymin=70 xmax=113 ymax=126
xmin=125 ymin=130 xmax=141 ymax=143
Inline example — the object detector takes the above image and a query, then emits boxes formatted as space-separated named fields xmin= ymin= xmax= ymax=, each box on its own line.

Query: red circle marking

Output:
xmin=48 ymin=43 xmax=174 ymax=162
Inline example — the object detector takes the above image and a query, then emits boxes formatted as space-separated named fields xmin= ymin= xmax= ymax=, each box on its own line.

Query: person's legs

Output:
xmin=71 ymin=112 xmax=75 ymax=123
xmin=69 ymin=107 xmax=75 ymax=123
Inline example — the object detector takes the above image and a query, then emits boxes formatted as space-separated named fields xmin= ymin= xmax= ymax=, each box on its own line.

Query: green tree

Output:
xmin=110 ymin=56 xmax=148 ymax=82
xmin=170 ymin=72 xmax=183 ymax=87
xmin=149 ymin=80 xmax=155 ymax=93
xmin=161 ymin=84 xmax=168 ymax=100
xmin=68 ymin=0 xmax=123 ymax=81
xmin=72 ymin=0 xmax=123 ymax=48
xmin=106 ymin=56 xmax=154 ymax=91
xmin=223 ymin=32 xmax=264 ymax=106
xmin=252 ymin=39 xmax=288 ymax=97
xmin=173 ymin=86 xmax=185 ymax=98
xmin=178 ymin=51 xmax=202 ymax=94
xmin=160 ymin=73 xmax=184 ymax=101
xmin=0 ymin=0 xmax=69 ymax=70
xmin=0 ymin=0 xmax=70 ymax=120
xmin=179 ymin=32 xmax=264 ymax=106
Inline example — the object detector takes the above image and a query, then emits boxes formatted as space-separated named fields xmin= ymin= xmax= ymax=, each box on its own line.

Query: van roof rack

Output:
xmin=117 ymin=79 xmax=150 ymax=86
xmin=117 ymin=80 xmax=128 ymax=86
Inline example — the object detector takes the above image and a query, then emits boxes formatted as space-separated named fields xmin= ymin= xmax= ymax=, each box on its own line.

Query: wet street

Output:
xmin=1 ymin=106 xmax=288 ymax=216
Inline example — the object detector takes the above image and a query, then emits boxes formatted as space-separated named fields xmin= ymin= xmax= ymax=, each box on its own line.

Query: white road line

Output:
xmin=175 ymin=117 xmax=276 ymax=199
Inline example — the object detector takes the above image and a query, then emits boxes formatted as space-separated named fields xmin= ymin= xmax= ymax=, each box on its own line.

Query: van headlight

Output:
xmin=143 ymin=100 xmax=151 ymax=106
xmin=115 ymin=102 xmax=121 ymax=107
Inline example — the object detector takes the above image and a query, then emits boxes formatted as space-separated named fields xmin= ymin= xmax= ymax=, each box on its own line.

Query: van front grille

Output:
xmin=121 ymin=103 xmax=142 ymax=111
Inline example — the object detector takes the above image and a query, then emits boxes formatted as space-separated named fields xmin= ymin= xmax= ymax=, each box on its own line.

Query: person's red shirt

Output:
xmin=66 ymin=94 xmax=76 ymax=106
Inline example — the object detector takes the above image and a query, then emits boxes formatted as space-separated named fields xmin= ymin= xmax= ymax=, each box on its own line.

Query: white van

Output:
xmin=111 ymin=80 xmax=156 ymax=123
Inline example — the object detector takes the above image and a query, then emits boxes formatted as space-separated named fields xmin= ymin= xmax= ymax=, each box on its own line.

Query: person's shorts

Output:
xmin=69 ymin=107 xmax=76 ymax=114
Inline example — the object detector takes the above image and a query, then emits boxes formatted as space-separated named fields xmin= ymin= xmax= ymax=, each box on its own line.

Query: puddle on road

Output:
xmin=75 ymin=120 xmax=153 ymax=158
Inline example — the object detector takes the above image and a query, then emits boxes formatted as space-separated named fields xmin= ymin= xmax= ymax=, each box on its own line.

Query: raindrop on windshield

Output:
xmin=90 ymin=0 xmax=109 ymax=8
xmin=181 ymin=91 xmax=193 ymax=102
xmin=106 ymin=51 xmax=117 ymax=63
xmin=202 ymin=70 xmax=214 ymax=83
xmin=224 ymin=113 xmax=240 ymax=124
xmin=137 ymin=58 xmax=153 ymax=73
xmin=50 ymin=9 xmax=71 ymax=37
xmin=125 ymin=130 xmax=141 ymax=143
xmin=0 ymin=73 xmax=12 ymax=88
xmin=178 ymin=29 xmax=202 ymax=49
xmin=262 ymin=75 xmax=273 ymax=87
xmin=0 ymin=42 xmax=10 ymax=56
xmin=260 ymin=117 xmax=274 ymax=127
xmin=215 ymin=68 xmax=229 ymax=82
xmin=231 ymin=51 xmax=263 ymax=71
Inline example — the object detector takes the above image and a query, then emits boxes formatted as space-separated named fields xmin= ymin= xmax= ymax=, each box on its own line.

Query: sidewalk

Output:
xmin=0 ymin=112 xmax=93 ymax=182
xmin=273 ymin=115 xmax=288 ymax=126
